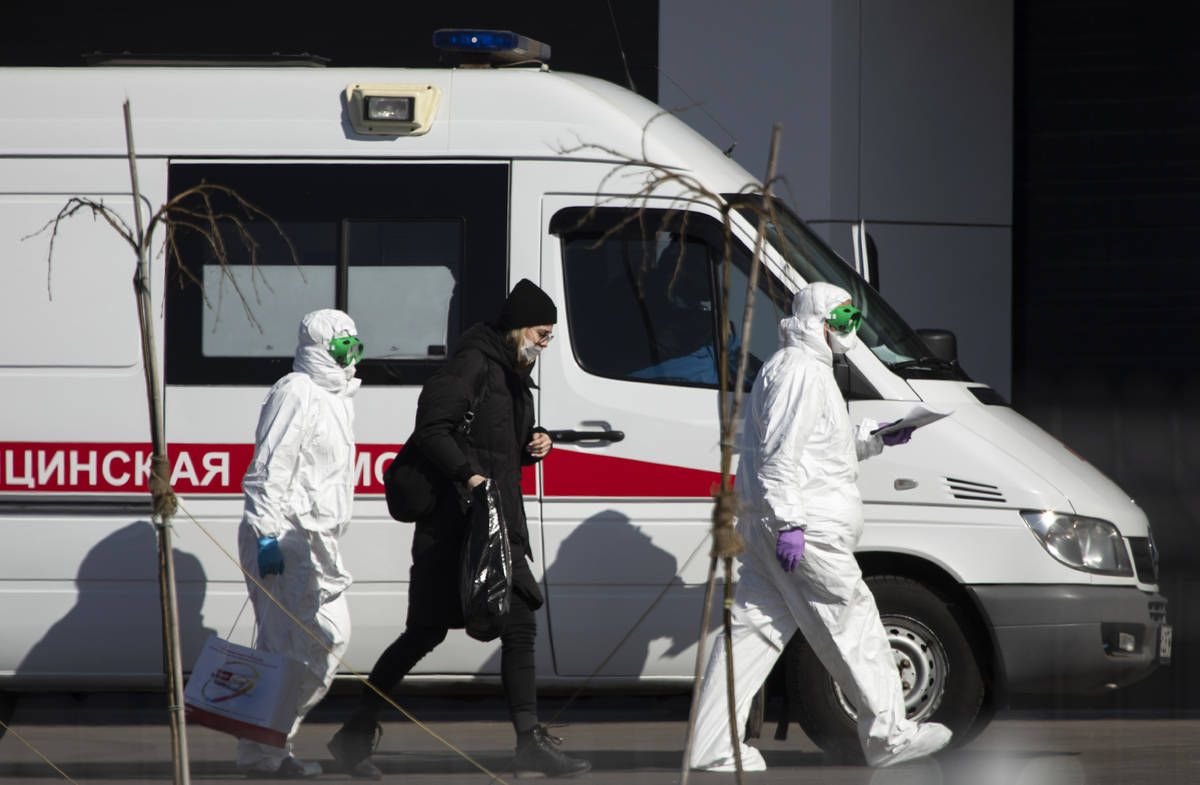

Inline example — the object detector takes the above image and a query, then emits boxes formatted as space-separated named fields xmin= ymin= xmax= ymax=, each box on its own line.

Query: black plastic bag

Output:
xmin=460 ymin=479 xmax=512 ymax=642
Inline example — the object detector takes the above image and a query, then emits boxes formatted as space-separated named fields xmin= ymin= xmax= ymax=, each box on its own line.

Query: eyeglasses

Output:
xmin=531 ymin=328 xmax=555 ymax=345
xmin=328 ymin=334 xmax=365 ymax=366
xmin=826 ymin=305 xmax=862 ymax=334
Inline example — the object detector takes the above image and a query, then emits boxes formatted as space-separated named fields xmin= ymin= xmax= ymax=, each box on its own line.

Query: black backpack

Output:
xmin=383 ymin=370 xmax=487 ymax=523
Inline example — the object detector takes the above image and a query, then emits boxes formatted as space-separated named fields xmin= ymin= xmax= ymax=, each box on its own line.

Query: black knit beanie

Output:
xmin=496 ymin=279 xmax=557 ymax=329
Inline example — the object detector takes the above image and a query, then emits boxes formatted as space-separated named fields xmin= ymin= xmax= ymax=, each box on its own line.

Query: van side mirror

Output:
xmin=865 ymin=233 xmax=879 ymax=291
xmin=851 ymin=223 xmax=880 ymax=291
xmin=917 ymin=328 xmax=958 ymax=364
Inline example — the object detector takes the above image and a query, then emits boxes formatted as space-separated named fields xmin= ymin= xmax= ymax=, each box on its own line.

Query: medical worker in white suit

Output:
xmin=689 ymin=282 xmax=952 ymax=771
xmin=235 ymin=309 xmax=364 ymax=778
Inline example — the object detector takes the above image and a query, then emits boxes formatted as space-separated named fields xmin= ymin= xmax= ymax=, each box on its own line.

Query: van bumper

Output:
xmin=969 ymin=584 xmax=1169 ymax=695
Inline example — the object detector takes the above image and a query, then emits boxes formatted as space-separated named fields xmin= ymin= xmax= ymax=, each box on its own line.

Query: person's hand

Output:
xmin=467 ymin=474 xmax=487 ymax=489
xmin=527 ymin=432 xmax=552 ymax=459
xmin=257 ymin=536 xmax=284 ymax=577
xmin=776 ymin=529 xmax=806 ymax=572
xmin=881 ymin=421 xmax=915 ymax=446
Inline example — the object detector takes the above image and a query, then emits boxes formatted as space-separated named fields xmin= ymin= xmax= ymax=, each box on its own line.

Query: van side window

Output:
xmin=724 ymin=240 xmax=792 ymax=385
xmin=552 ymin=207 xmax=789 ymax=389
xmin=166 ymin=163 xmax=506 ymax=386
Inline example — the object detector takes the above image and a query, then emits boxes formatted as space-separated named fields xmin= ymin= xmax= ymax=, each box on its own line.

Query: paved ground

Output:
xmin=1 ymin=692 xmax=1199 ymax=784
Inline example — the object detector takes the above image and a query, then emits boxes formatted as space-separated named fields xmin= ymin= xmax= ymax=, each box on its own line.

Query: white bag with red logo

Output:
xmin=184 ymin=634 xmax=305 ymax=747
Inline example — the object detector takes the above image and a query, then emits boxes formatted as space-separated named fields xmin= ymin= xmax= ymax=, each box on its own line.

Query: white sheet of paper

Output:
xmin=870 ymin=406 xmax=953 ymax=436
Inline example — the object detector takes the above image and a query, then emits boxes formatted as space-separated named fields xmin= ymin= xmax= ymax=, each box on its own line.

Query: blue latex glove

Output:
xmin=881 ymin=421 xmax=915 ymax=446
xmin=776 ymin=528 xmax=806 ymax=572
xmin=257 ymin=536 xmax=284 ymax=577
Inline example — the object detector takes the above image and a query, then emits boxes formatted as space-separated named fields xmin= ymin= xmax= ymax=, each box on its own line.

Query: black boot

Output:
xmin=512 ymin=725 xmax=591 ymax=778
xmin=327 ymin=716 xmax=383 ymax=780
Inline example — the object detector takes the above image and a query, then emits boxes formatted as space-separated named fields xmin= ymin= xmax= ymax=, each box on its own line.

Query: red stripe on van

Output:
xmin=0 ymin=442 xmax=534 ymax=496
xmin=0 ymin=442 xmax=254 ymax=495
xmin=0 ymin=442 xmax=716 ymax=498
xmin=541 ymin=449 xmax=721 ymax=498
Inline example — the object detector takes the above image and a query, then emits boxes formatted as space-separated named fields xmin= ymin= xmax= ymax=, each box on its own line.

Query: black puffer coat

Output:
xmin=406 ymin=322 xmax=545 ymax=628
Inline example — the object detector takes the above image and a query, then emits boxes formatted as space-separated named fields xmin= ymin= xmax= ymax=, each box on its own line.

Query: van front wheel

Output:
xmin=783 ymin=575 xmax=985 ymax=763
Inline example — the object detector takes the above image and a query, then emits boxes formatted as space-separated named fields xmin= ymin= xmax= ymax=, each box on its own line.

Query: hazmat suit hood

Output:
xmin=779 ymin=281 xmax=853 ymax=363
xmin=293 ymin=309 xmax=362 ymax=397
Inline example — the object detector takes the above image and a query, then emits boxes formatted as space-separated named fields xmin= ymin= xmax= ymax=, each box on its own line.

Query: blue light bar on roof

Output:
xmin=432 ymin=29 xmax=551 ymax=64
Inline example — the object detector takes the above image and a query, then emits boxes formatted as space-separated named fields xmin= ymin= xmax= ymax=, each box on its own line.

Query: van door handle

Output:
xmin=547 ymin=429 xmax=625 ymax=444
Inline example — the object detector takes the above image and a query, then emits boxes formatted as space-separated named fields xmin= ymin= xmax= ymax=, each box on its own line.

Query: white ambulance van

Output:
xmin=0 ymin=31 xmax=1169 ymax=753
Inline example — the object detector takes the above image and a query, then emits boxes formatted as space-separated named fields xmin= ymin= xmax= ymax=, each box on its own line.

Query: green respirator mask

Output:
xmin=826 ymin=304 xmax=862 ymax=334
xmin=328 ymin=334 xmax=364 ymax=367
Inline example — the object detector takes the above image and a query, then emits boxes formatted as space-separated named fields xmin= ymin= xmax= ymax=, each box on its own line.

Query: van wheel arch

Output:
xmin=773 ymin=562 xmax=995 ymax=760
xmin=855 ymin=552 xmax=998 ymax=701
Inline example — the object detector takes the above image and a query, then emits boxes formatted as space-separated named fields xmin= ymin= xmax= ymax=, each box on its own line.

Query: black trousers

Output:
xmin=356 ymin=565 xmax=539 ymax=735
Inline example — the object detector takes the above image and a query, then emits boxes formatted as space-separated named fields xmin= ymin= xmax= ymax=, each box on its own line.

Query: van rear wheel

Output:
xmin=783 ymin=575 xmax=986 ymax=763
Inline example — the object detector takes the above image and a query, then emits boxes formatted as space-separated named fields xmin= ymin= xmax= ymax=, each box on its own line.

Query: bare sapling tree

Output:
xmin=555 ymin=116 xmax=786 ymax=784
xmin=26 ymin=101 xmax=296 ymax=785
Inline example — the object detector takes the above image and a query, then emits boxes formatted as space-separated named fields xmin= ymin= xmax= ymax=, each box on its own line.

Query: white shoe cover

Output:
xmin=694 ymin=743 xmax=767 ymax=772
xmin=871 ymin=722 xmax=952 ymax=768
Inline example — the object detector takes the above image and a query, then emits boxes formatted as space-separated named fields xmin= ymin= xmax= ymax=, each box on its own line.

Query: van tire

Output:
xmin=782 ymin=575 xmax=986 ymax=763
xmin=0 ymin=691 xmax=14 ymax=740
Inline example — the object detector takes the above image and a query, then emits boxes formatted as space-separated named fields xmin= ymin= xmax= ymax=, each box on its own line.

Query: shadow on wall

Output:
xmin=483 ymin=510 xmax=705 ymax=680
xmin=1013 ymin=368 xmax=1200 ymax=712
xmin=16 ymin=520 xmax=215 ymax=684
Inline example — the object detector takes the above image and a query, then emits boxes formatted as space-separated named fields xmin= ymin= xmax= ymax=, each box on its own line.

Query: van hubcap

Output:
xmin=832 ymin=615 xmax=948 ymax=724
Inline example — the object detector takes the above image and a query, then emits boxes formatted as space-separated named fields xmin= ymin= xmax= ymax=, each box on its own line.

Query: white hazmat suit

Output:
xmin=235 ymin=309 xmax=361 ymax=774
xmin=690 ymin=282 xmax=950 ymax=771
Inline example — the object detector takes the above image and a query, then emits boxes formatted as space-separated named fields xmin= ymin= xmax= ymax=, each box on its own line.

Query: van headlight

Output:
xmin=1020 ymin=510 xmax=1134 ymax=576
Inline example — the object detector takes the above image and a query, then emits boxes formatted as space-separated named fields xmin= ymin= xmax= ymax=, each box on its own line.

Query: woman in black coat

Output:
xmin=328 ymin=280 xmax=590 ymax=780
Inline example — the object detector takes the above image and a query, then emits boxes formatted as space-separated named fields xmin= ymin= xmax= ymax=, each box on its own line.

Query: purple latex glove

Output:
xmin=776 ymin=528 xmax=806 ymax=572
xmin=880 ymin=421 xmax=915 ymax=446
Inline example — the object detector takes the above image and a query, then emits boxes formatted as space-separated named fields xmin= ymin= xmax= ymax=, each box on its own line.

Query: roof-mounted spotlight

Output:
xmin=432 ymin=29 xmax=551 ymax=66
xmin=344 ymin=83 xmax=442 ymax=136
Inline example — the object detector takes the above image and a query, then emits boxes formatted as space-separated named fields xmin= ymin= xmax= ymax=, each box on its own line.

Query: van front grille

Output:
xmin=1128 ymin=536 xmax=1159 ymax=584
xmin=943 ymin=477 xmax=1006 ymax=503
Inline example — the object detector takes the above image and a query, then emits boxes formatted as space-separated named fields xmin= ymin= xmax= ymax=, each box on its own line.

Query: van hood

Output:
xmin=908 ymin=381 xmax=1150 ymax=537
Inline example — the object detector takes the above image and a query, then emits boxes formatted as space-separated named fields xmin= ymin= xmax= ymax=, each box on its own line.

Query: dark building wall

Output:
xmin=2 ymin=2 xmax=658 ymax=101
xmin=1014 ymin=0 xmax=1200 ymax=710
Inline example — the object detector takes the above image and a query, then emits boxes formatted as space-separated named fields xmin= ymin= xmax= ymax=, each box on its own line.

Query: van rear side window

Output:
xmin=198 ymin=220 xmax=338 ymax=358
xmin=166 ymin=162 xmax=508 ymax=386
xmin=196 ymin=219 xmax=462 ymax=362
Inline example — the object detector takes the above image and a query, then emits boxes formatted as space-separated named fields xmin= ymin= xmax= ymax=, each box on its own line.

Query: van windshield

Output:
xmin=728 ymin=196 xmax=969 ymax=382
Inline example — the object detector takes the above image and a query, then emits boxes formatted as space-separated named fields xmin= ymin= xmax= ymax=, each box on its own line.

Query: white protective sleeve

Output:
xmin=241 ymin=379 xmax=310 ymax=540
xmin=854 ymin=419 xmax=884 ymax=461
xmin=753 ymin=358 xmax=822 ymax=531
